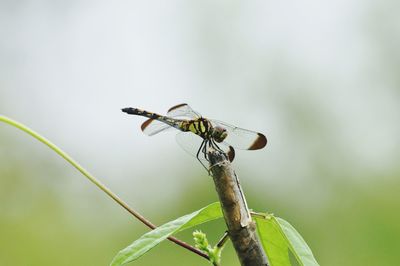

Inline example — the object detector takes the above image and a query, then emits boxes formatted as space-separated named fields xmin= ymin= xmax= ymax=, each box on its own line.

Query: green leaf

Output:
xmin=110 ymin=202 xmax=223 ymax=266
xmin=255 ymin=214 xmax=292 ymax=266
xmin=276 ymin=217 xmax=319 ymax=266
xmin=254 ymin=214 xmax=319 ymax=266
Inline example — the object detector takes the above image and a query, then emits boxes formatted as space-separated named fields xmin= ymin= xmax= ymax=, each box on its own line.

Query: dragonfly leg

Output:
xmin=203 ymin=140 xmax=216 ymax=175
xmin=206 ymin=139 xmax=230 ymax=173
xmin=196 ymin=139 xmax=210 ymax=173
xmin=210 ymin=139 xmax=229 ymax=161
xmin=204 ymin=140 xmax=215 ymax=175
xmin=196 ymin=139 xmax=205 ymax=161
xmin=202 ymin=139 xmax=209 ymax=161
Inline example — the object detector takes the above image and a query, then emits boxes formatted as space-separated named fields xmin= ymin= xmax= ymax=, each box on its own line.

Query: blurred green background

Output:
xmin=1 ymin=1 xmax=399 ymax=265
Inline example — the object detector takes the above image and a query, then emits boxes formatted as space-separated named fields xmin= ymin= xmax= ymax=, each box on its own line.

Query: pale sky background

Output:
xmin=1 ymin=0 xmax=399 ymax=220
xmin=1 ymin=1 xmax=400 ymax=265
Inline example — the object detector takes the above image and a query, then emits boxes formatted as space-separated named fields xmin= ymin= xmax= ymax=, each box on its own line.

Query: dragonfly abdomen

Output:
xmin=122 ymin=107 xmax=183 ymax=130
xmin=122 ymin=107 xmax=160 ymax=119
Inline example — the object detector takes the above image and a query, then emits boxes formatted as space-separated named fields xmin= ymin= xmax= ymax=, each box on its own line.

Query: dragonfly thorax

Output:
xmin=186 ymin=119 xmax=227 ymax=143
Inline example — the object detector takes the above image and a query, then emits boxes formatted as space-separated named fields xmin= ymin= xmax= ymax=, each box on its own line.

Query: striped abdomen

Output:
xmin=121 ymin=107 xmax=184 ymax=131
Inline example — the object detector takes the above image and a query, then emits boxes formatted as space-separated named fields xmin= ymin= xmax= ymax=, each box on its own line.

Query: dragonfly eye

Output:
xmin=213 ymin=126 xmax=228 ymax=143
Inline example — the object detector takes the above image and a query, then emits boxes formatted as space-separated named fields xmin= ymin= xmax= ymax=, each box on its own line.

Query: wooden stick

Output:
xmin=208 ymin=150 xmax=269 ymax=266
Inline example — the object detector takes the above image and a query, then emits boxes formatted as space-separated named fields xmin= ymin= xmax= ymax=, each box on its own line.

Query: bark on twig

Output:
xmin=208 ymin=150 xmax=269 ymax=266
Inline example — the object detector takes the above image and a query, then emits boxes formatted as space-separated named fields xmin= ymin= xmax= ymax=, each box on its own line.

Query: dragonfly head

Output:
xmin=212 ymin=126 xmax=228 ymax=143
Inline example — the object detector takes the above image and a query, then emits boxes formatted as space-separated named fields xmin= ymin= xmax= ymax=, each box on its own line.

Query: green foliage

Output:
xmin=254 ymin=213 xmax=319 ymax=266
xmin=110 ymin=202 xmax=223 ymax=266
xmin=111 ymin=201 xmax=319 ymax=266
xmin=1 ymin=116 xmax=319 ymax=266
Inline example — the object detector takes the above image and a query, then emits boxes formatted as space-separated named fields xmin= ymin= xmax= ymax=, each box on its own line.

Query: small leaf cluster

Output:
xmin=193 ymin=230 xmax=222 ymax=266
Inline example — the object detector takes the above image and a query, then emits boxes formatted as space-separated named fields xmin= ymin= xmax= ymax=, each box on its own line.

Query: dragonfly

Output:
xmin=122 ymin=103 xmax=267 ymax=171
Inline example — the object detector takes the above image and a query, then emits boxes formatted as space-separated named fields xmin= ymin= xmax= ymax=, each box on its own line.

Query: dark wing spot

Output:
xmin=227 ymin=146 xmax=235 ymax=162
xmin=249 ymin=133 xmax=267 ymax=150
xmin=167 ymin=103 xmax=188 ymax=113
xmin=141 ymin=118 xmax=154 ymax=131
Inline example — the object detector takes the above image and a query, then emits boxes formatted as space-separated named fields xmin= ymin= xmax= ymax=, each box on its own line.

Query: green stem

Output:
xmin=0 ymin=115 xmax=209 ymax=260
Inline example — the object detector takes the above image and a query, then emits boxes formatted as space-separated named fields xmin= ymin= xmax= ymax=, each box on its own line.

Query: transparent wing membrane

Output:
xmin=212 ymin=120 xmax=267 ymax=150
xmin=176 ymin=131 xmax=235 ymax=165
xmin=175 ymin=131 xmax=208 ymax=164
xmin=141 ymin=119 xmax=174 ymax=136
xmin=141 ymin=104 xmax=201 ymax=136
xmin=166 ymin=103 xmax=201 ymax=119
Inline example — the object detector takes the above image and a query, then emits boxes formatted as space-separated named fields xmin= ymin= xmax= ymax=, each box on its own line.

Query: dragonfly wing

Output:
xmin=175 ymin=131 xmax=203 ymax=157
xmin=141 ymin=104 xmax=201 ymax=136
xmin=176 ymin=131 xmax=235 ymax=163
xmin=141 ymin=119 xmax=175 ymax=136
xmin=166 ymin=103 xmax=201 ymax=119
xmin=212 ymin=120 xmax=267 ymax=150
xmin=175 ymin=131 xmax=208 ymax=164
